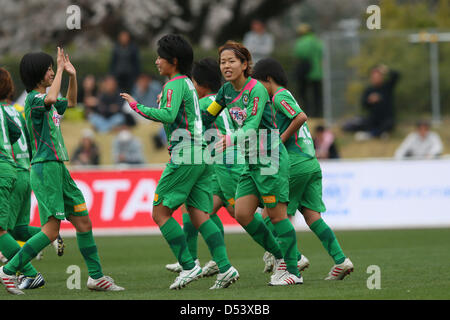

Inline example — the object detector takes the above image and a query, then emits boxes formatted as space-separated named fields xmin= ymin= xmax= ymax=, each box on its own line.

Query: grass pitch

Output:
xmin=1 ymin=228 xmax=449 ymax=300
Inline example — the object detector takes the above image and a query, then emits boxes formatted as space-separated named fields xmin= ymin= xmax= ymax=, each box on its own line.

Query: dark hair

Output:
xmin=252 ymin=58 xmax=288 ymax=87
xmin=191 ymin=58 xmax=222 ymax=93
xmin=157 ymin=34 xmax=193 ymax=76
xmin=0 ymin=67 xmax=15 ymax=101
xmin=218 ymin=41 xmax=253 ymax=77
xmin=19 ymin=52 xmax=54 ymax=92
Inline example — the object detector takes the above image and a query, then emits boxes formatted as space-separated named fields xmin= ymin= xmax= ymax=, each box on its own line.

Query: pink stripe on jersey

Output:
xmin=230 ymin=78 xmax=258 ymax=104
xmin=46 ymin=113 xmax=60 ymax=161
xmin=162 ymin=75 xmax=188 ymax=90
xmin=271 ymin=87 xmax=287 ymax=105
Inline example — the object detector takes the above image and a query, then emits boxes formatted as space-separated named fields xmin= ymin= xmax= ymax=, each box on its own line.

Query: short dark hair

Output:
xmin=19 ymin=52 xmax=54 ymax=92
xmin=0 ymin=67 xmax=15 ymax=101
xmin=157 ymin=34 xmax=193 ymax=76
xmin=252 ymin=58 xmax=288 ymax=87
xmin=191 ymin=58 xmax=222 ymax=93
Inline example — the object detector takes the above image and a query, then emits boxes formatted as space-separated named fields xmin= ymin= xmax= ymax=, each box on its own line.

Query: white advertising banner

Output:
xmin=293 ymin=158 xmax=450 ymax=230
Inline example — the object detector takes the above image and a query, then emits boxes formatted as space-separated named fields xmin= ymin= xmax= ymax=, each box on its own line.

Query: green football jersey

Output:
xmin=213 ymin=77 xmax=281 ymax=160
xmin=272 ymin=87 xmax=315 ymax=158
xmin=132 ymin=74 xmax=205 ymax=164
xmin=2 ymin=104 xmax=31 ymax=170
xmin=24 ymin=90 xmax=69 ymax=164
xmin=0 ymin=102 xmax=21 ymax=165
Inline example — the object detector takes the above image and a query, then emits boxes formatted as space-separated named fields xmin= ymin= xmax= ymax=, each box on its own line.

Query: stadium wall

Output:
xmin=29 ymin=159 xmax=450 ymax=236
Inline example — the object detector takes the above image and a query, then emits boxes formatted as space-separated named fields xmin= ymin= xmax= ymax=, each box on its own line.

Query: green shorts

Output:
xmin=8 ymin=169 xmax=32 ymax=229
xmin=154 ymin=162 xmax=213 ymax=213
xmin=0 ymin=162 xmax=17 ymax=230
xmin=30 ymin=161 xmax=88 ymax=226
xmin=287 ymin=157 xmax=326 ymax=216
xmin=211 ymin=172 xmax=227 ymax=206
xmin=235 ymin=148 xmax=290 ymax=209
xmin=214 ymin=163 xmax=244 ymax=208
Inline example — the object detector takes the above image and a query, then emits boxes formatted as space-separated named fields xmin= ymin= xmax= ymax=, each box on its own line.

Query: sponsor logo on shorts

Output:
xmin=262 ymin=195 xmax=276 ymax=204
xmin=74 ymin=203 xmax=87 ymax=212
xmin=154 ymin=193 xmax=159 ymax=202
xmin=55 ymin=212 xmax=65 ymax=217
xmin=227 ymin=198 xmax=235 ymax=206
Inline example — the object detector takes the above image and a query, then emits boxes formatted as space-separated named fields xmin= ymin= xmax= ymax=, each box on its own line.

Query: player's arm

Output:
xmin=44 ymin=47 xmax=65 ymax=107
xmin=64 ymin=53 xmax=77 ymax=108
xmin=274 ymin=93 xmax=307 ymax=143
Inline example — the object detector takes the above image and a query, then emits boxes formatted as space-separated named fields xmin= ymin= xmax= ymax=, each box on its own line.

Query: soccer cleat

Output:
xmin=201 ymin=260 xmax=219 ymax=277
xmin=325 ymin=258 xmax=354 ymax=280
xmin=209 ymin=266 xmax=239 ymax=289
xmin=166 ymin=259 xmax=200 ymax=273
xmin=297 ymin=255 xmax=310 ymax=272
xmin=52 ymin=234 xmax=65 ymax=257
xmin=35 ymin=251 xmax=43 ymax=261
xmin=18 ymin=273 xmax=45 ymax=289
xmin=169 ymin=264 xmax=202 ymax=290
xmin=269 ymin=271 xmax=303 ymax=286
xmin=262 ymin=251 xmax=275 ymax=273
xmin=87 ymin=275 xmax=125 ymax=291
xmin=0 ymin=266 xmax=24 ymax=295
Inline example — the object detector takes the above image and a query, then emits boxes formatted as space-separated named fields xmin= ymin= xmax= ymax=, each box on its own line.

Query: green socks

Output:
xmin=76 ymin=230 xmax=104 ymax=279
xmin=243 ymin=213 xmax=283 ymax=260
xmin=182 ymin=213 xmax=199 ymax=260
xmin=3 ymin=231 xmax=50 ymax=276
xmin=9 ymin=225 xmax=41 ymax=242
xmin=264 ymin=215 xmax=303 ymax=262
xmin=310 ymin=218 xmax=346 ymax=264
xmin=198 ymin=219 xmax=231 ymax=273
xmin=161 ymin=217 xmax=195 ymax=270
xmin=209 ymin=213 xmax=224 ymax=238
xmin=273 ymin=219 xmax=300 ymax=276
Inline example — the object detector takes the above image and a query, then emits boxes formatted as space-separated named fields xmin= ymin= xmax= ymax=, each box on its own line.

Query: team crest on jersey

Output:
xmin=229 ymin=107 xmax=247 ymax=126
xmin=242 ymin=92 xmax=249 ymax=106
xmin=52 ymin=110 xmax=62 ymax=127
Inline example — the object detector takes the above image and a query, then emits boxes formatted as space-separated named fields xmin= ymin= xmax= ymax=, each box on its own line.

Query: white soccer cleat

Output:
xmin=269 ymin=271 xmax=303 ymax=286
xmin=297 ymin=255 xmax=310 ymax=272
xmin=325 ymin=258 xmax=354 ymax=280
xmin=201 ymin=260 xmax=219 ymax=277
xmin=210 ymin=266 xmax=239 ymax=289
xmin=169 ymin=264 xmax=202 ymax=290
xmin=0 ymin=266 xmax=24 ymax=295
xmin=263 ymin=251 xmax=275 ymax=273
xmin=87 ymin=275 xmax=125 ymax=291
xmin=166 ymin=259 xmax=200 ymax=273
xmin=35 ymin=251 xmax=43 ymax=261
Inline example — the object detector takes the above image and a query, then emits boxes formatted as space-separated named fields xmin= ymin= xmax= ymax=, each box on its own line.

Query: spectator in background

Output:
xmin=131 ymin=73 xmax=162 ymax=109
xmin=110 ymin=30 xmax=140 ymax=93
xmin=88 ymin=75 xmax=126 ymax=133
xmin=112 ymin=127 xmax=145 ymax=165
xmin=294 ymin=23 xmax=323 ymax=118
xmin=343 ymin=65 xmax=400 ymax=140
xmin=394 ymin=120 xmax=443 ymax=159
xmin=243 ymin=19 xmax=274 ymax=63
xmin=313 ymin=125 xmax=340 ymax=159
xmin=71 ymin=129 xmax=100 ymax=166
xmin=77 ymin=74 xmax=98 ymax=118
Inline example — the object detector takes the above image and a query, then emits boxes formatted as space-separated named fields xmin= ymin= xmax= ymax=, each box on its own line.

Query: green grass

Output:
xmin=1 ymin=228 xmax=449 ymax=300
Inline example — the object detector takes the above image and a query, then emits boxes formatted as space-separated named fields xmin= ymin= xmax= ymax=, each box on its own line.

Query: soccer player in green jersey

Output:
xmin=0 ymin=68 xmax=45 ymax=295
xmin=121 ymin=34 xmax=239 ymax=290
xmin=0 ymin=48 xmax=124 ymax=295
xmin=203 ymin=41 xmax=303 ymax=285
xmin=165 ymin=58 xmax=244 ymax=278
xmin=252 ymin=58 xmax=354 ymax=280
